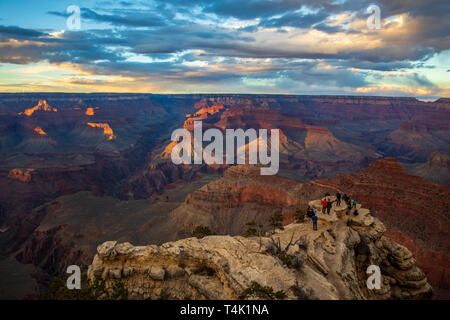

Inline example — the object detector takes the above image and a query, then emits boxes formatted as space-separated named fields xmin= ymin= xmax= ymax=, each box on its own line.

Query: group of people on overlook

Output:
xmin=306 ymin=192 xmax=359 ymax=231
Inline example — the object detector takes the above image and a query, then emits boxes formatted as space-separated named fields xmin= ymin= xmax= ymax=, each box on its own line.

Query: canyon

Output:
xmin=0 ymin=93 xmax=448 ymax=299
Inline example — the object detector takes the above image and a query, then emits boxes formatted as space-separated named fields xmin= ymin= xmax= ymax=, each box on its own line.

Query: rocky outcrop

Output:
xmin=88 ymin=198 xmax=432 ymax=300
xmin=33 ymin=127 xmax=47 ymax=136
xmin=316 ymin=158 xmax=450 ymax=289
xmin=85 ymin=107 xmax=95 ymax=116
xmin=86 ymin=123 xmax=116 ymax=140
xmin=8 ymin=169 xmax=33 ymax=183
xmin=18 ymin=100 xmax=58 ymax=116
xmin=164 ymin=165 xmax=329 ymax=237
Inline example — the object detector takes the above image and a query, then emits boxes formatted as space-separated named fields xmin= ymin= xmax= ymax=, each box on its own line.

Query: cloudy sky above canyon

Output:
xmin=0 ymin=0 xmax=448 ymax=99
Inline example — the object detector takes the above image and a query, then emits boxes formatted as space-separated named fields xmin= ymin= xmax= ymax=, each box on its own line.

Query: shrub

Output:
xmin=239 ymin=281 xmax=287 ymax=300
xmin=267 ymin=233 xmax=307 ymax=271
xmin=291 ymin=283 xmax=316 ymax=300
xmin=41 ymin=271 xmax=128 ymax=300
xmin=243 ymin=221 xmax=264 ymax=237
xmin=244 ymin=221 xmax=258 ymax=237
xmin=294 ymin=208 xmax=306 ymax=223
xmin=192 ymin=225 xmax=216 ymax=239
xmin=268 ymin=211 xmax=284 ymax=232
xmin=194 ymin=264 xmax=216 ymax=276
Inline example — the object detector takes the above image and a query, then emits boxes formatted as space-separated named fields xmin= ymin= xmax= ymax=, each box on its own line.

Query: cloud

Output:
xmin=0 ymin=25 xmax=45 ymax=39
xmin=48 ymin=7 xmax=170 ymax=28
xmin=258 ymin=10 xmax=329 ymax=29
xmin=0 ymin=0 xmax=448 ymax=98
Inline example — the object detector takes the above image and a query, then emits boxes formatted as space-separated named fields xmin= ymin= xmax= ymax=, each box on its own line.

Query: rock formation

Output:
xmin=33 ymin=127 xmax=47 ymax=136
xmin=18 ymin=99 xmax=58 ymax=116
xmin=158 ymin=101 xmax=381 ymax=181
xmin=85 ymin=107 xmax=95 ymax=116
xmin=88 ymin=198 xmax=432 ymax=300
xmin=86 ymin=122 xmax=116 ymax=140
xmin=316 ymin=158 xmax=450 ymax=289
xmin=162 ymin=165 xmax=327 ymax=237
xmin=8 ymin=169 xmax=33 ymax=183
xmin=404 ymin=151 xmax=450 ymax=184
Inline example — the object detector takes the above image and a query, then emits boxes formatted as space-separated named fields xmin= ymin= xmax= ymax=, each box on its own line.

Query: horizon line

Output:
xmin=0 ymin=92 xmax=447 ymax=101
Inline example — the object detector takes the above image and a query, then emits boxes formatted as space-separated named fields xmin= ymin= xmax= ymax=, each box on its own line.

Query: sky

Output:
xmin=0 ymin=0 xmax=448 ymax=99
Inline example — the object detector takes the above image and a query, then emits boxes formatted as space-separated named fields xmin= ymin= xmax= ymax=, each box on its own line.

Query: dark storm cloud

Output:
xmin=0 ymin=27 xmax=127 ymax=65
xmin=0 ymin=25 xmax=45 ymax=39
xmin=258 ymin=10 xmax=329 ymax=28
xmin=49 ymin=8 xmax=171 ymax=27
xmin=152 ymin=0 xmax=306 ymax=20
xmin=283 ymin=62 xmax=369 ymax=88
xmin=338 ymin=60 xmax=414 ymax=72
xmin=81 ymin=8 xmax=170 ymax=27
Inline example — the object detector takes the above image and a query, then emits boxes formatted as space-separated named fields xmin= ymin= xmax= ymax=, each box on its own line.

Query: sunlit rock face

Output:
xmin=8 ymin=169 xmax=33 ymax=183
xmin=33 ymin=127 xmax=47 ymax=136
xmin=183 ymin=105 xmax=224 ymax=130
xmin=159 ymin=100 xmax=381 ymax=172
xmin=87 ymin=122 xmax=116 ymax=140
xmin=18 ymin=100 xmax=58 ymax=116
xmin=85 ymin=107 xmax=95 ymax=116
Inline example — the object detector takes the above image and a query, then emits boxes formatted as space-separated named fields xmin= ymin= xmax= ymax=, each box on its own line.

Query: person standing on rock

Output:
xmin=321 ymin=199 xmax=328 ymax=214
xmin=326 ymin=200 xmax=332 ymax=215
xmin=352 ymin=199 xmax=357 ymax=208
xmin=336 ymin=192 xmax=341 ymax=206
xmin=311 ymin=214 xmax=318 ymax=231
